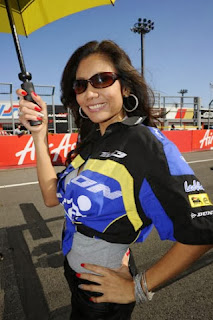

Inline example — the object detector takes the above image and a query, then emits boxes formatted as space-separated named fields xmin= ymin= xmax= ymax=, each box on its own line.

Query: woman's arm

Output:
xmin=77 ymin=242 xmax=213 ymax=304
xmin=33 ymin=133 xmax=59 ymax=207
xmin=145 ymin=242 xmax=213 ymax=291
xmin=16 ymin=89 xmax=59 ymax=207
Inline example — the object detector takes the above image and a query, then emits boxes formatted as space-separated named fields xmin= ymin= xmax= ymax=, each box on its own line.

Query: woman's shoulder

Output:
xmin=127 ymin=124 xmax=167 ymax=147
xmin=126 ymin=124 xmax=181 ymax=164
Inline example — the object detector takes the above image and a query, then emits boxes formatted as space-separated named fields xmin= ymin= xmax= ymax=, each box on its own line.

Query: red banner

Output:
xmin=191 ymin=129 xmax=213 ymax=151
xmin=163 ymin=130 xmax=193 ymax=152
xmin=1 ymin=130 xmax=213 ymax=169
xmin=0 ymin=133 xmax=78 ymax=169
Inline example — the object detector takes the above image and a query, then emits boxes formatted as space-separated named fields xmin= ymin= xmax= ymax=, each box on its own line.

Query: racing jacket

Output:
xmin=57 ymin=116 xmax=213 ymax=255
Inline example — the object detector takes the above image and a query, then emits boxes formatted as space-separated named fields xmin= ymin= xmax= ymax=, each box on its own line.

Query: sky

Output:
xmin=1 ymin=0 xmax=213 ymax=107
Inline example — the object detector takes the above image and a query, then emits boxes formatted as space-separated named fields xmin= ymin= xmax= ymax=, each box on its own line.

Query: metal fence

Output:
xmin=1 ymin=84 xmax=213 ymax=134
xmin=34 ymin=85 xmax=56 ymax=132
xmin=0 ymin=82 xmax=77 ymax=134
xmin=0 ymin=82 xmax=14 ymax=134
xmin=153 ymin=92 xmax=213 ymax=130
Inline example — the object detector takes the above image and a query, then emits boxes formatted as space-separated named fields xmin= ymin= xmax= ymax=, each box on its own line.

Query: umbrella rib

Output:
xmin=17 ymin=0 xmax=28 ymax=37
xmin=110 ymin=0 xmax=115 ymax=5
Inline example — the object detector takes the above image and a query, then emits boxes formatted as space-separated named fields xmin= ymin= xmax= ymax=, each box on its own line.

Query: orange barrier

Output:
xmin=0 ymin=133 xmax=78 ymax=169
xmin=163 ymin=130 xmax=193 ymax=152
xmin=191 ymin=129 xmax=213 ymax=151
xmin=163 ymin=129 xmax=213 ymax=152
xmin=1 ymin=130 xmax=213 ymax=169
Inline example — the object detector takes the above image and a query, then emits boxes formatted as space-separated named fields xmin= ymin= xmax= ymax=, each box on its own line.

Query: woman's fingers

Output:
xmin=80 ymin=263 xmax=109 ymax=276
xmin=16 ymin=89 xmax=47 ymax=130
xmin=79 ymin=283 xmax=104 ymax=293
xmin=79 ymin=272 xmax=134 ymax=304
xmin=78 ymin=264 xmax=135 ymax=304
xmin=16 ymin=89 xmax=46 ymax=112
xmin=79 ymin=261 xmax=132 ymax=284
xmin=121 ymin=248 xmax=130 ymax=266
xmin=28 ymin=90 xmax=47 ymax=112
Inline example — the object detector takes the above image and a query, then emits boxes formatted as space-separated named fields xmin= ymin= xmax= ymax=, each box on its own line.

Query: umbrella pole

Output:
xmin=5 ymin=0 xmax=27 ymax=78
xmin=5 ymin=0 xmax=42 ymax=126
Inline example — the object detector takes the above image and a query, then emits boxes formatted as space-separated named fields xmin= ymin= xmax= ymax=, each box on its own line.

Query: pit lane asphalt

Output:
xmin=0 ymin=150 xmax=213 ymax=320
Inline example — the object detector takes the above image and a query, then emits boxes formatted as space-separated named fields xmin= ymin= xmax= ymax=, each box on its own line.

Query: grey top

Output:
xmin=67 ymin=231 xmax=129 ymax=274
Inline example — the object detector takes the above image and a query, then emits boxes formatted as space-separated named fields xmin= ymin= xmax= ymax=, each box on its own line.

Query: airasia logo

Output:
xmin=15 ymin=134 xmax=76 ymax=165
xmin=199 ymin=130 xmax=213 ymax=149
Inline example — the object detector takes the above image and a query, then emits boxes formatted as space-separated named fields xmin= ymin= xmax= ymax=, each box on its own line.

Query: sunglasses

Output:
xmin=73 ymin=72 xmax=120 ymax=94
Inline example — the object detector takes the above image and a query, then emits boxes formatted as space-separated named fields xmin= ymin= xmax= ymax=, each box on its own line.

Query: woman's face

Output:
xmin=75 ymin=53 xmax=128 ymax=135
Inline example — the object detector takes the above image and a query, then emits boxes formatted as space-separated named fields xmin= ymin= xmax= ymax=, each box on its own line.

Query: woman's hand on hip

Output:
xmin=77 ymin=261 xmax=135 ymax=304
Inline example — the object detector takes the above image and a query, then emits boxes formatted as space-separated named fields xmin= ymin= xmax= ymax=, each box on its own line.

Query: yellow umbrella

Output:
xmin=0 ymin=0 xmax=116 ymax=125
xmin=0 ymin=0 xmax=116 ymax=36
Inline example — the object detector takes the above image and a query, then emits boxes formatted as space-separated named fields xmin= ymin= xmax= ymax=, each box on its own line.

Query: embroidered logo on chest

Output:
xmin=100 ymin=150 xmax=127 ymax=159
xmin=71 ymin=175 xmax=122 ymax=200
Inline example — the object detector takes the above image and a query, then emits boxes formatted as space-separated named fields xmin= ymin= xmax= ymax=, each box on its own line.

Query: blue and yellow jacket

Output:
xmin=57 ymin=117 xmax=213 ymax=255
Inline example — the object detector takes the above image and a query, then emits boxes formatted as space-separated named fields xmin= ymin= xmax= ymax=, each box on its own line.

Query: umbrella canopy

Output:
xmin=0 ymin=0 xmax=116 ymax=126
xmin=0 ymin=0 xmax=116 ymax=36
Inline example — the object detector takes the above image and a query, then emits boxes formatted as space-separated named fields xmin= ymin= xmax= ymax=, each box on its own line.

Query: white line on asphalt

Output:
xmin=187 ymin=158 xmax=213 ymax=164
xmin=0 ymin=158 xmax=213 ymax=189
xmin=0 ymin=181 xmax=38 ymax=189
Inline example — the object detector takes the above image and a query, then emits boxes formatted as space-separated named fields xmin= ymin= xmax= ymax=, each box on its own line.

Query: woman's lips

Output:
xmin=88 ymin=103 xmax=106 ymax=112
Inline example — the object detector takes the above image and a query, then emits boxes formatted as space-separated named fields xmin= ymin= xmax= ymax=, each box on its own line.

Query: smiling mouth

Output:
xmin=88 ymin=103 xmax=106 ymax=111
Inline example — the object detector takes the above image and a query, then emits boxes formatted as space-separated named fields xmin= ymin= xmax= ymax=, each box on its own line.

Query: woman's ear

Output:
xmin=122 ymin=87 xmax=130 ymax=97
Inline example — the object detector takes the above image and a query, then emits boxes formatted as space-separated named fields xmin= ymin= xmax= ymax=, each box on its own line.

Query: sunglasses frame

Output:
xmin=73 ymin=72 xmax=120 ymax=94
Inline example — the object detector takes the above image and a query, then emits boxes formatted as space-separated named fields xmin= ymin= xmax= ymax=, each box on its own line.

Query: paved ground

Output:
xmin=0 ymin=150 xmax=213 ymax=320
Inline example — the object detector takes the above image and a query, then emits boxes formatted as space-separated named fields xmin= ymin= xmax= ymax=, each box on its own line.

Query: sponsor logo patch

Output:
xmin=184 ymin=180 xmax=205 ymax=193
xmin=191 ymin=210 xmax=213 ymax=219
xmin=188 ymin=193 xmax=212 ymax=208
xmin=100 ymin=150 xmax=127 ymax=159
xmin=153 ymin=128 xmax=164 ymax=140
xmin=71 ymin=175 xmax=122 ymax=200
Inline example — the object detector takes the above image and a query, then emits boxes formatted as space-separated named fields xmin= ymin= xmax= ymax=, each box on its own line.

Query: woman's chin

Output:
xmin=88 ymin=113 xmax=109 ymax=124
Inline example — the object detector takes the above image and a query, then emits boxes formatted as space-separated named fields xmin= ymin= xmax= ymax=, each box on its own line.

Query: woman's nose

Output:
xmin=84 ymin=83 xmax=99 ymax=98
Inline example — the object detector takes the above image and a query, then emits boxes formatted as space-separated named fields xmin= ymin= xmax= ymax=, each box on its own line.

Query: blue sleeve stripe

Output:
xmin=139 ymin=178 xmax=176 ymax=241
xmin=148 ymin=127 xmax=194 ymax=176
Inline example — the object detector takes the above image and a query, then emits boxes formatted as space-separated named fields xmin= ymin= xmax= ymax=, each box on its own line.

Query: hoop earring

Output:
xmin=123 ymin=94 xmax=139 ymax=112
xmin=79 ymin=107 xmax=88 ymax=119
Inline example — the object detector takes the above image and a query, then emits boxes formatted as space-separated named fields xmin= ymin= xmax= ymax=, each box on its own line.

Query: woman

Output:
xmin=17 ymin=40 xmax=213 ymax=320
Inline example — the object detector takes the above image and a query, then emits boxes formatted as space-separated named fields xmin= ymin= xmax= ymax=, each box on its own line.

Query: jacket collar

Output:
xmin=78 ymin=116 xmax=147 ymax=162
xmin=121 ymin=116 xmax=147 ymax=126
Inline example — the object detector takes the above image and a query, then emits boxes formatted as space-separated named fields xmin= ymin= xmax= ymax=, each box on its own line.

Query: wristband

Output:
xmin=133 ymin=272 xmax=155 ymax=304
xmin=133 ymin=273 xmax=147 ymax=304
xmin=142 ymin=272 xmax=155 ymax=301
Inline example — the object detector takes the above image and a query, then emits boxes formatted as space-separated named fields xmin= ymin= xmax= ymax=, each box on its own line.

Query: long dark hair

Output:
xmin=60 ymin=40 xmax=157 ymax=158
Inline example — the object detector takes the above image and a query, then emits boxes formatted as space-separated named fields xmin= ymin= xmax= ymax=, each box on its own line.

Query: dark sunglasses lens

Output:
xmin=73 ymin=73 xmax=118 ymax=94
xmin=73 ymin=80 xmax=87 ymax=94
xmin=92 ymin=73 xmax=116 ymax=88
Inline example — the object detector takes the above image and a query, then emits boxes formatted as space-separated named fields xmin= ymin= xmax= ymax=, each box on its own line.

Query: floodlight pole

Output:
xmin=141 ymin=32 xmax=144 ymax=78
xmin=131 ymin=18 xmax=154 ymax=77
